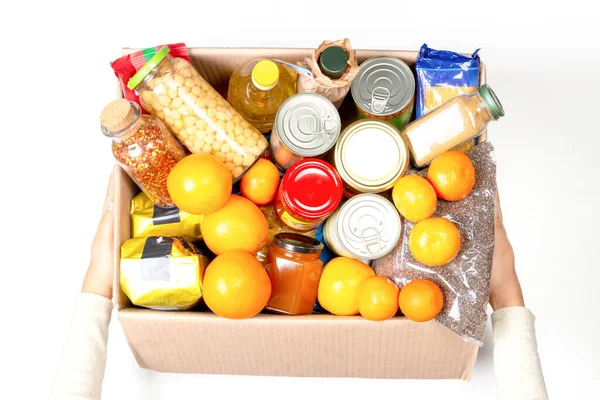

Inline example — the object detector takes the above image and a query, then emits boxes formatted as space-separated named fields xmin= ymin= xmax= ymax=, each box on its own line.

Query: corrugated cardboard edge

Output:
xmin=119 ymin=309 xmax=478 ymax=379
xmin=113 ymin=47 xmax=482 ymax=380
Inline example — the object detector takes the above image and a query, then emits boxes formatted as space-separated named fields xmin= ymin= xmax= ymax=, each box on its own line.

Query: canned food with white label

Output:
xmin=271 ymin=93 xmax=341 ymax=170
xmin=323 ymin=194 xmax=401 ymax=260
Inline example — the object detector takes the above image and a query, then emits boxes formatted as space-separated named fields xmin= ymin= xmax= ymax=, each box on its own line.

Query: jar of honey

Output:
xmin=266 ymin=233 xmax=324 ymax=315
xmin=274 ymin=159 xmax=343 ymax=232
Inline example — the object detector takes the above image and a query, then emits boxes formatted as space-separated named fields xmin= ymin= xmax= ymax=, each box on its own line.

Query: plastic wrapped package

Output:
xmin=415 ymin=43 xmax=481 ymax=118
xmin=415 ymin=44 xmax=481 ymax=154
xmin=120 ymin=236 xmax=208 ymax=310
xmin=373 ymin=142 xmax=496 ymax=345
xmin=130 ymin=192 xmax=203 ymax=242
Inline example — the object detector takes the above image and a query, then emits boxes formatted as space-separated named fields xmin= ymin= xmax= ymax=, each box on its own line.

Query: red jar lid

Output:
xmin=281 ymin=159 xmax=343 ymax=221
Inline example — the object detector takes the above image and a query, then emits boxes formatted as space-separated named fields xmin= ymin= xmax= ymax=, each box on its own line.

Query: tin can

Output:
xmin=275 ymin=159 xmax=343 ymax=232
xmin=351 ymin=56 xmax=415 ymax=130
xmin=334 ymin=119 xmax=409 ymax=197
xmin=271 ymin=93 xmax=341 ymax=170
xmin=323 ymin=194 xmax=401 ymax=260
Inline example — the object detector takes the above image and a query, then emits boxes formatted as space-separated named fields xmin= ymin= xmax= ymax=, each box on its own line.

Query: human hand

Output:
xmin=81 ymin=169 xmax=115 ymax=300
xmin=489 ymin=191 xmax=525 ymax=311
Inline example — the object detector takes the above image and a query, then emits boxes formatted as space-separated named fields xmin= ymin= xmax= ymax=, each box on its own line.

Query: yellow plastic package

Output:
xmin=130 ymin=192 xmax=203 ymax=242
xmin=120 ymin=236 xmax=207 ymax=310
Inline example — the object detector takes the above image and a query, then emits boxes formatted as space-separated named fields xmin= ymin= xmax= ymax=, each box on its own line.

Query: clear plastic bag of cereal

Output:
xmin=128 ymin=46 xmax=269 ymax=181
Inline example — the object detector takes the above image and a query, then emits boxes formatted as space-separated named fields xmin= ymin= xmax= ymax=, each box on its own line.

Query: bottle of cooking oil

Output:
xmin=227 ymin=59 xmax=296 ymax=133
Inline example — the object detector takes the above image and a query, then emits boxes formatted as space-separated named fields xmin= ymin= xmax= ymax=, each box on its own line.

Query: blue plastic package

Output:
xmin=415 ymin=44 xmax=481 ymax=118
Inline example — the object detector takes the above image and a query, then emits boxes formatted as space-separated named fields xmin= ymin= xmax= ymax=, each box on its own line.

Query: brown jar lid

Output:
xmin=100 ymin=99 xmax=138 ymax=134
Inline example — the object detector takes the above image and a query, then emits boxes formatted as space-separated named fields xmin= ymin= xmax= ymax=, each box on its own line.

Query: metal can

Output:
xmin=334 ymin=119 xmax=409 ymax=197
xmin=274 ymin=159 xmax=343 ymax=232
xmin=351 ymin=56 xmax=415 ymax=130
xmin=323 ymin=194 xmax=401 ymax=260
xmin=271 ymin=93 xmax=341 ymax=170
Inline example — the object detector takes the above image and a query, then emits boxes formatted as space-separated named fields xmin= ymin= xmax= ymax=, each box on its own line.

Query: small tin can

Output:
xmin=271 ymin=93 xmax=341 ymax=170
xmin=324 ymin=194 xmax=401 ymax=260
xmin=351 ymin=56 xmax=415 ymax=130
xmin=334 ymin=119 xmax=409 ymax=197
xmin=274 ymin=158 xmax=343 ymax=232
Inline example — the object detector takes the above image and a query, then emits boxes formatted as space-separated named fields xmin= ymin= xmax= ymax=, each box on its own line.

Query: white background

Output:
xmin=2 ymin=1 xmax=599 ymax=399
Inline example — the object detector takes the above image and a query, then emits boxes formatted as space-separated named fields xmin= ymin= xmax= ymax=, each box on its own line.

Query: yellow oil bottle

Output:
xmin=227 ymin=59 xmax=296 ymax=133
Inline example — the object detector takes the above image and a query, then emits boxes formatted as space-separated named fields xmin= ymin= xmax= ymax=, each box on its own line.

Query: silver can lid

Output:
xmin=274 ymin=93 xmax=341 ymax=156
xmin=351 ymin=56 xmax=415 ymax=116
xmin=334 ymin=194 xmax=401 ymax=260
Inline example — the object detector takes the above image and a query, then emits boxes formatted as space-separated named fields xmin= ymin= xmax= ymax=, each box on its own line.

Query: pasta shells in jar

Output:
xmin=128 ymin=46 xmax=268 ymax=181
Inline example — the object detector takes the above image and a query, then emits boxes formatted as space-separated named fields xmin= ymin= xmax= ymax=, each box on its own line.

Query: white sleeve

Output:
xmin=50 ymin=293 xmax=113 ymax=400
xmin=491 ymin=306 xmax=549 ymax=400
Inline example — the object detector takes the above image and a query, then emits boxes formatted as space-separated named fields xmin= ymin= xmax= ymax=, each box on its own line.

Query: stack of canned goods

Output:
xmin=267 ymin=55 xmax=419 ymax=261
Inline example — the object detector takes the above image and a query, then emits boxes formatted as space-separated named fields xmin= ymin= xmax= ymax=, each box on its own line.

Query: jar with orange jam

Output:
xmin=266 ymin=233 xmax=324 ymax=315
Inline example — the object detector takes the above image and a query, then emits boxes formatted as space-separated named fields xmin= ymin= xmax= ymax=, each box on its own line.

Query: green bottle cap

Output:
xmin=478 ymin=84 xmax=505 ymax=120
xmin=127 ymin=46 xmax=171 ymax=90
xmin=318 ymin=46 xmax=348 ymax=79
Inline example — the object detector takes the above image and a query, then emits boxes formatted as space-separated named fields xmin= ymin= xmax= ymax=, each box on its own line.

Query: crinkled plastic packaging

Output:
xmin=373 ymin=142 xmax=496 ymax=345
xmin=130 ymin=192 xmax=203 ymax=242
xmin=416 ymin=43 xmax=480 ymax=118
xmin=120 ymin=236 xmax=208 ymax=310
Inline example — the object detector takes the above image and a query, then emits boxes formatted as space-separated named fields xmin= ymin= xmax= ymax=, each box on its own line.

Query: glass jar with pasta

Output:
xmin=128 ymin=47 xmax=269 ymax=181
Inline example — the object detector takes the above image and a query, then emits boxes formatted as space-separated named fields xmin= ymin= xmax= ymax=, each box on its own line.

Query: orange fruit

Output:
xmin=203 ymin=250 xmax=271 ymax=319
xmin=357 ymin=276 xmax=399 ymax=321
xmin=427 ymin=151 xmax=475 ymax=201
xmin=201 ymin=194 xmax=268 ymax=255
xmin=392 ymin=175 xmax=438 ymax=222
xmin=167 ymin=154 xmax=232 ymax=215
xmin=240 ymin=159 xmax=281 ymax=206
xmin=317 ymin=257 xmax=375 ymax=316
xmin=398 ymin=280 xmax=444 ymax=322
xmin=409 ymin=217 xmax=461 ymax=266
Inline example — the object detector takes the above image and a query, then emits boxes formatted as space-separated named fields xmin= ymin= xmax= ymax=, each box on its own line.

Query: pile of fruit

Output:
xmin=163 ymin=148 xmax=476 ymax=322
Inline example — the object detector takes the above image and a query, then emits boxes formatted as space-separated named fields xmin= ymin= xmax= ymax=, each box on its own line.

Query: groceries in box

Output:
xmin=103 ymin=41 xmax=504 ymax=346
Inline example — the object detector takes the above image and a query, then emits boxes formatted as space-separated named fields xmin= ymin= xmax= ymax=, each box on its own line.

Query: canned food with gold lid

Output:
xmin=323 ymin=194 xmax=401 ymax=260
xmin=271 ymin=93 xmax=341 ymax=170
xmin=351 ymin=56 xmax=415 ymax=130
xmin=334 ymin=119 xmax=409 ymax=196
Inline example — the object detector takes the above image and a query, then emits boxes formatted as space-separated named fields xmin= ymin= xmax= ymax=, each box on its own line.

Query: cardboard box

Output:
xmin=113 ymin=47 xmax=485 ymax=380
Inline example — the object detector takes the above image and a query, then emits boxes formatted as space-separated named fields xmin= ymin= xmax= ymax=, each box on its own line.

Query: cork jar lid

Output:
xmin=100 ymin=99 xmax=140 ymax=136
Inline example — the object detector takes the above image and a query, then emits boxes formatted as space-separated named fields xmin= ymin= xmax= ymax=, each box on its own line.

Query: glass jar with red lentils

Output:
xmin=100 ymin=99 xmax=186 ymax=206
xmin=274 ymin=159 xmax=343 ymax=232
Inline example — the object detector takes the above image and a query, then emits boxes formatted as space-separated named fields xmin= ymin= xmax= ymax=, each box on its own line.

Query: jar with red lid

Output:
xmin=274 ymin=159 xmax=343 ymax=232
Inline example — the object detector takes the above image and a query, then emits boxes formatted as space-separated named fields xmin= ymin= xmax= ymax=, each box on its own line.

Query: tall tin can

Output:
xmin=323 ymin=194 xmax=401 ymax=260
xmin=271 ymin=93 xmax=341 ymax=170
xmin=334 ymin=119 xmax=409 ymax=197
xmin=351 ymin=56 xmax=415 ymax=130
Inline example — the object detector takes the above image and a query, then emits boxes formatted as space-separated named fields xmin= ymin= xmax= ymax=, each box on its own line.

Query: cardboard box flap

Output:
xmin=119 ymin=308 xmax=478 ymax=380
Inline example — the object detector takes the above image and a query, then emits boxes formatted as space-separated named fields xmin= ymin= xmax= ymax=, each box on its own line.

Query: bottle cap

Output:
xmin=252 ymin=60 xmax=280 ymax=90
xmin=127 ymin=46 xmax=170 ymax=90
xmin=318 ymin=46 xmax=348 ymax=79
xmin=273 ymin=233 xmax=323 ymax=254
xmin=281 ymin=159 xmax=343 ymax=221
xmin=100 ymin=99 xmax=139 ymax=137
xmin=478 ymin=84 xmax=505 ymax=119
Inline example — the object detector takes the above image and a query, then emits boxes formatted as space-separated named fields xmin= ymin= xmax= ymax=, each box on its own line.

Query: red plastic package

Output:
xmin=110 ymin=43 xmax=190 ymax=113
